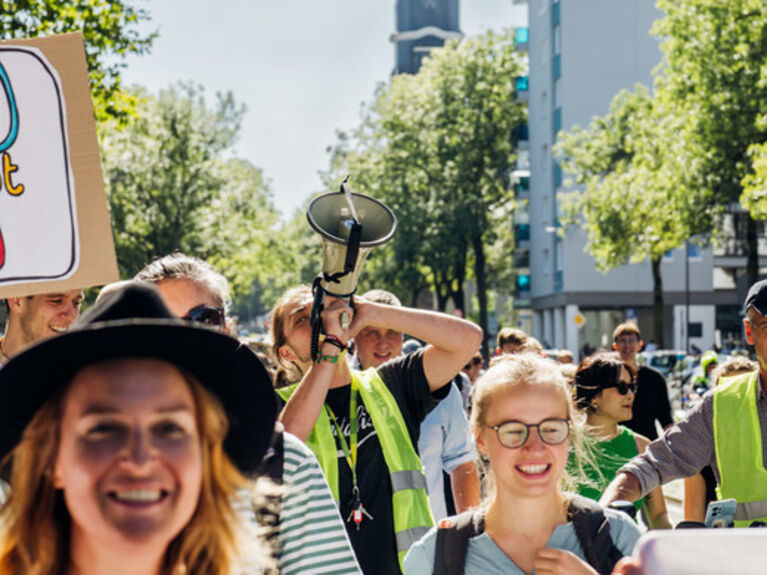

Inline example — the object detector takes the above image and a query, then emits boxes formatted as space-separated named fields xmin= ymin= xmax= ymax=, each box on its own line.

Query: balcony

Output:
xmin=554 ymin=270 xmax=563 ymax=292
xmin=553 ymin=107 xmax=562 ymax=138
xmin=515 ymin=76 xmax=529 ymax=102
xmin=516 ymin=273 xmax=531 ymax=295
xmin=513 ymin=250 xmax=530 ymax=268
xmin=515 ymin=27 xmax=529 ymax=52
xmin=515 ymin=175 xmax=530 ymax=195
xmin=552 ymin=54 xmax=561 ymax=80
xmin=553 ymin=163 xmax=563 ymax=187
xmin=515 ymin=223 xmax=530 ymax=242
xmin=514 ymin=124 xmax=529 ymax=150
xmin=552 ymin=1 xmax=561 ymax=27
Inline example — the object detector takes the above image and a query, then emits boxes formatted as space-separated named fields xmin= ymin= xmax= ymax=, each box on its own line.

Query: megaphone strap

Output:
xmin=343 ymin=222 xmax=363 ymax=273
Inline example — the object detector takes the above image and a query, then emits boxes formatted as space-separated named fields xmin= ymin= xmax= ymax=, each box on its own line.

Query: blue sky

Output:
xmin=123 ymin=1 xmax=526 ymax=220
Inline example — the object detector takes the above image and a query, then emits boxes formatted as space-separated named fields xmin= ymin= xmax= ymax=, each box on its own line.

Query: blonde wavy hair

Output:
xmin=0 ymin=371 xmax=247 ymax=575
xmin=470 ymin=353 xmax=594 ymax=500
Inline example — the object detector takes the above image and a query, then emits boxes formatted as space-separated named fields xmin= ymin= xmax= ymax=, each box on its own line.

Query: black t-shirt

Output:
xmin=624 ymin=366 xmax=673 ymax=440
xmin=324 ymin=349 xmax=443 ymax=575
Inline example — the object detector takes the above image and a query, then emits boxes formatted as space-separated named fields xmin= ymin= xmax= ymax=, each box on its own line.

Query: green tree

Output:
xmin=653 ymin=0 xmax=767 ymax=286
xmin=557 ymin=85 xmax=712 ymax=344
xmin=101 ymin=84 xmax=280 ymax=314
xmin=324 ymin=31 xmax=526 ymax=356
xmin=0 ymin=0 xmax=156 ymax=122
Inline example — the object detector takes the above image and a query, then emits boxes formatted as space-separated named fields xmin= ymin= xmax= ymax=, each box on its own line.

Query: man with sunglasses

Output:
xmin=601 ymin=280 xmax=767 ymax=528
xmin=612 ymin=322 xmax=673 ymax=440
xmin=133 ymin=253 xmax=362 ymax=575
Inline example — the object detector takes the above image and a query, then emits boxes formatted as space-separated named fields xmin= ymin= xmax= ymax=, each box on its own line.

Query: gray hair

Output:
xmin=135 ymin=252 xmax=232 ymax=313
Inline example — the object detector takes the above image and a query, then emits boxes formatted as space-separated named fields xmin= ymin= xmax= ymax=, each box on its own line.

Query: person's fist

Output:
xmin=533 ymin=548 xmax=598 ymax=575
xmin=321 ymin=298 xmax=353 ymax=342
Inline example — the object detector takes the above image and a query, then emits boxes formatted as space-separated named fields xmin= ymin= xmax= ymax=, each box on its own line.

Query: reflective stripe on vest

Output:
xmin=277 ymin=368 xmax=434 ymax=569
xmin=713 ymin=370 xmax=767 ymax=526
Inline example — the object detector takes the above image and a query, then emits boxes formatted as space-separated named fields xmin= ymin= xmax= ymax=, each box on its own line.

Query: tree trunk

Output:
xmin=472 ymin=233 xmax=489 ymax=359
xmin=651 ymin=256 xmax=664 ymax=347
xmin=746 ymin=212 xmax=759 ymax=288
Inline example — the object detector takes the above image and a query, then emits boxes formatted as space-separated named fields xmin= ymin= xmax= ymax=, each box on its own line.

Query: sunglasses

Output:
xmin=182 ymin=304 xmax=226 ymax=328
xmin=489 ymin=418 xmax=570 ymax=449
xmin=603 ymin=381 xmax=637 ymax=395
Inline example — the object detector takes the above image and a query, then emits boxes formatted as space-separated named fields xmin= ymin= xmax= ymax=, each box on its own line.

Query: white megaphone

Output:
xmin=305 ymin=178 xmax=397 ymax=359
xmin=307 ymin=181 xmax=397 ymax=298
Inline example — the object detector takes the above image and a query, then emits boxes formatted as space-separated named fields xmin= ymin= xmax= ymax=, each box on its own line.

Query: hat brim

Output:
xmin=0 ymin=319 xmax=277 ymax=474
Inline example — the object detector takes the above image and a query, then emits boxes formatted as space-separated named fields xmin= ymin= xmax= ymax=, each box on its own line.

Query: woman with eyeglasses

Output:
xmin=573 ymin=354 xmax=672 ymax=529
xmin=404 ymin=353 xmax=641 ymax=574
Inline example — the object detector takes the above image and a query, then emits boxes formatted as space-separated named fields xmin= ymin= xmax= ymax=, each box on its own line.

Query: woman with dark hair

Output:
xmin=0 ymin=283 xmax=277 ymax=574
xmin=572 ymin=354 xmax=672 ymax=529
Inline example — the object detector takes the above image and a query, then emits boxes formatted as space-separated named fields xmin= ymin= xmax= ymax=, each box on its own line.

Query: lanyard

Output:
xmin=326 ymin=378 xmax=373 ymax=528
xmin=326 ymin=377 xmax=359 ymax=484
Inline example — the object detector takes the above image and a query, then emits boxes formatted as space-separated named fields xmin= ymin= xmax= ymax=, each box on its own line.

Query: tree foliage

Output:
xmin=101 ymin=85 xmax=280 ymax=314
xmin=0 ymin=0 xmax=156 ymax=122
xmin=653 ymin=0 xmax=767 ymax=285
xmin=323 ymin=30 xmax=526 ymax=354
xmin=556 ymin=0 xmax=767 ymax=343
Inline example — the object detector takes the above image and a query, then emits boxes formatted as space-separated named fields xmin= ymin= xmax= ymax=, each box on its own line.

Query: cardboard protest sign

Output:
xmin=0 ymin=32 xmax=118 ymax=297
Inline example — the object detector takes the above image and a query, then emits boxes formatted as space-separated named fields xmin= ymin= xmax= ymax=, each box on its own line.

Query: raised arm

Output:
xmin=350 ymin=298 xmax=483 ymax=392
xmin=279 ymin=298 xmax=352 ymax=441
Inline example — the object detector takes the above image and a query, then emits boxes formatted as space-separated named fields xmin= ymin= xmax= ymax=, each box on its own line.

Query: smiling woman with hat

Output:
xmin=0 ymin=283 xmax=276 ymax=575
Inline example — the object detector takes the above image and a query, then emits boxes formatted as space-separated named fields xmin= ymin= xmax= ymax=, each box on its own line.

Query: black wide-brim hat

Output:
xmin=0 ymin=282 xmax=277 ymax=474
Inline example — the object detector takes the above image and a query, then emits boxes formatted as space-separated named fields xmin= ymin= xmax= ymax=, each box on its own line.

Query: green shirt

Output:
xmin=570 ymin=425 xmax=643 ymax=511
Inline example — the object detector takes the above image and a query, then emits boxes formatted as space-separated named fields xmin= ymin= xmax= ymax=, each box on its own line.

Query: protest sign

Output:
xmin=0 ymin=32 xmax=118 ymax=297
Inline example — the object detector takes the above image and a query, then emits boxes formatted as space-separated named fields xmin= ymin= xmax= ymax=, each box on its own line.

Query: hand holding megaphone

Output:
xmin=321 ymin=297 xmax=354 ymax=342
xmin=306 ymin=177 xmax=397 ymax=361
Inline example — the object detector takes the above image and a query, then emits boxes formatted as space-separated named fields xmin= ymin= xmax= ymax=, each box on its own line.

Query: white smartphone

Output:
xmin=636 ymin=530 xmax=767 ymax=575
xmin=704 ymin=498 xmax=736 ymax=528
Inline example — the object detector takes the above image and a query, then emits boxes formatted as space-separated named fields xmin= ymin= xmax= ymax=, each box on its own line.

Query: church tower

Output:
xmin=391 ymin=0 xmax=463 ymax=74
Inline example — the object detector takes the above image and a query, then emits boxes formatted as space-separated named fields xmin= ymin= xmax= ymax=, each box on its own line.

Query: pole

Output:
xmin=685 ymin=239 xmax=690 ymax=353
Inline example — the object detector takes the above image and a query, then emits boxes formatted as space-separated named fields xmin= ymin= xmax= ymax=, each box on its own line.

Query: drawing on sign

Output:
xmin=0 ymin=46 xmax=79 ymax=283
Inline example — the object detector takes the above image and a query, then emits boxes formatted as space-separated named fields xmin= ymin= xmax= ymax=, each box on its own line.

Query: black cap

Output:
xmin=745 ymin=280 xmax=767 ymax=316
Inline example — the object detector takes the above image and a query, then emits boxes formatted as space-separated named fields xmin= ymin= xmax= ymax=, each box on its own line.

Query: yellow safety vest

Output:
xmin=277 ymin=368 xmax=434 ymax=568
xmin=713 ymin=371 xmax=767 ymax=526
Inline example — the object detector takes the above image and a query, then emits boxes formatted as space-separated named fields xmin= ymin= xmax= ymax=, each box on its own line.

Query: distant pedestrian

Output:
xmin=496 ymin=327 xmax=528 ymax=355
xmin=612 ymin=323 xmax=672 ymax=440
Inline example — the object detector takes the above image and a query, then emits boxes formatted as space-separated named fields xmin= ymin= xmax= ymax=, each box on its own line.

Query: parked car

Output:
xmin=637 ymin=349 xmax=686 ymax=378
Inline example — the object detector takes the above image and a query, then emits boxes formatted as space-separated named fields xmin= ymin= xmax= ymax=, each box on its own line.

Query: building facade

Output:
xmin=522 ymin=0 xmax=736 ymax=354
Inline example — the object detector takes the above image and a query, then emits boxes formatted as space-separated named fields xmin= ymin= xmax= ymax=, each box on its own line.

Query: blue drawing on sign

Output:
xmin=0 ymin=61 xmax=19 ymax=152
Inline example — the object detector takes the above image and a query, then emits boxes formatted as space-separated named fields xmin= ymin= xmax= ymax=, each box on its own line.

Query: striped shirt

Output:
xmin=234 ymin=432 xmax=361 ymax=574
xmin=278 ymin=433 xmax=361 ymax=574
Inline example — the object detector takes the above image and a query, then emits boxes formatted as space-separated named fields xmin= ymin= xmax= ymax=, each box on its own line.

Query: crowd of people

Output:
xmin=1 ymin=251 xmax=766 ymax=573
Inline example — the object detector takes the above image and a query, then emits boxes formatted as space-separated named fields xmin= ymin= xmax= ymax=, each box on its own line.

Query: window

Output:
xmin=688 ymin=322 xmax=703 ymax=338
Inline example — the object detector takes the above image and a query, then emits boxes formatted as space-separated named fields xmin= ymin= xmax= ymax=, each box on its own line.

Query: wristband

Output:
xmin=322 ymin=334 xmax=346 ymax=351
xmin=316 ymin=354 xmax=340 ymax=364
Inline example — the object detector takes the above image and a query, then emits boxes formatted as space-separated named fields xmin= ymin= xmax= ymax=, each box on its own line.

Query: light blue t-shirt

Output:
xmin=418 ymin=380 xmax=478 ymax=520
xmin=403 ymin=506 xmax=641 ymax=574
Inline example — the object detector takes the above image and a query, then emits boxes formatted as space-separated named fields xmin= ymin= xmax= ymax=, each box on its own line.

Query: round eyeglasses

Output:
xmin=488 ymin=418 xmax=570 ymax=449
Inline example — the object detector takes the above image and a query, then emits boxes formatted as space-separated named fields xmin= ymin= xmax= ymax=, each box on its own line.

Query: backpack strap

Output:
xmin=567 ymin=495 xmax=624 ymax=575
xmin=433 ymin=511 xmax=484 ymax=575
